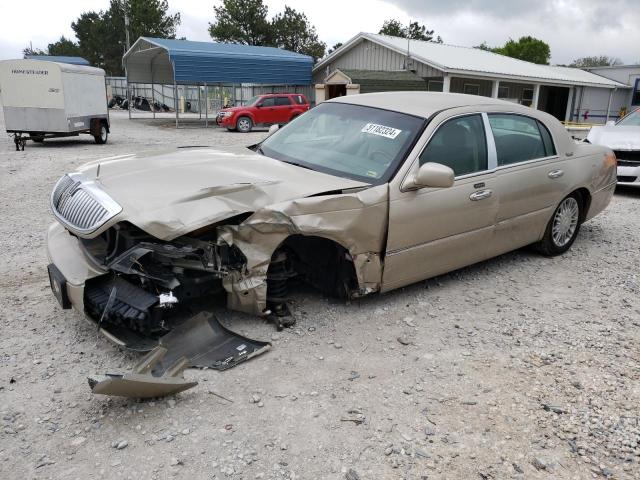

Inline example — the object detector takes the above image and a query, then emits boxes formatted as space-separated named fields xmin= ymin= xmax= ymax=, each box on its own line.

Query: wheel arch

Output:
xmin=572 ymin=187 xmax=592 ymax=222
xmin=268 ymin=234 xmax=360 ymax=300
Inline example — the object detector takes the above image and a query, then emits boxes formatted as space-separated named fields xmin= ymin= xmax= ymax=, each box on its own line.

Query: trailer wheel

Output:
xmin=94 ymin=124 xmax=108 ymax=144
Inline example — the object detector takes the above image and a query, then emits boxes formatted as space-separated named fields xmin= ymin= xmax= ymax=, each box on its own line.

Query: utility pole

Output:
xmin=124 ymin=13 xmax=131 ymax=51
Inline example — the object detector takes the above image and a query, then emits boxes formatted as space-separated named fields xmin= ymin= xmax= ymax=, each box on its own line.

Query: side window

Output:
xmin=260 ymin=97 xmax=275 ymax=107
xmin=275 ymin=96 xmax=291 ymax=106
xmin=488 ymin=114 xmax=547 ymax=166
xmin=293 ymin=95 xmax=305 ymax=104
xmin=419 ymin=114 xmax=488 ymax=176
xmin=537 ymin=121 xmax=556 ymax=156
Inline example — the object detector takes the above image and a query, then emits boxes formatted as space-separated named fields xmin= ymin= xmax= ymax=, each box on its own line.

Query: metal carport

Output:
xmin=123 ymin=37 xmax=313 ymax=127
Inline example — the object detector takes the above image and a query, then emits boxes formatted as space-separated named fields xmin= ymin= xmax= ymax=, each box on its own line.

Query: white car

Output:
xmin=587 ymin=107 xmax=640 ymax=187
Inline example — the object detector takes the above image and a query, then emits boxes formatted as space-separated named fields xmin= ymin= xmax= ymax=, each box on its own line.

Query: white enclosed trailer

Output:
xmin=0 ymin=59 xmax=109 ymax=150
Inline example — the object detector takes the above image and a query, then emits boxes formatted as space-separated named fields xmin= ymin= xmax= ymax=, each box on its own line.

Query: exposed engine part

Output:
xmin=81 ymin=222 xmax=245 ymax=334
xmin=85 ymin=275 xmax=162 ymax=335
xmin=158 ymin=291 xmax=178 ymax=307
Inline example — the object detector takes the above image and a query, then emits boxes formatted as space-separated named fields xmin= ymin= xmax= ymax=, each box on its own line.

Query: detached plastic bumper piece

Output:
xmin=88 ymin=312 xmax=270 ymax=398
xmin=88 ymin=346 xmax=197 ymax=398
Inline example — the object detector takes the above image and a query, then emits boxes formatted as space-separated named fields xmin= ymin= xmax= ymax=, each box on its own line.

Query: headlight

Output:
xmin=218 ymin=111 xmax=233 ymax=117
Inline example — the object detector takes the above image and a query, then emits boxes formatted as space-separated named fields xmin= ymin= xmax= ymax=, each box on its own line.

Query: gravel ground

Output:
xmin=1 ymin=110 xmax=639 ymax=480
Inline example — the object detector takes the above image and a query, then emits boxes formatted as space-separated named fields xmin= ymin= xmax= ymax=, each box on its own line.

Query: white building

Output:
xmin=314 ymin=33 xmax=630 ymax=124
xmin=586 ymin=65 xmax=640 ymax=119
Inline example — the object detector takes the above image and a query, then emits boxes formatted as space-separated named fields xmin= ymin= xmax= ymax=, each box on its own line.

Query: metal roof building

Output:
xmin=124 ymin=37 xmax=313 ymax=85
xmin=314 ymin=33 xmax=631 ymax=123
xmin=25 ymin=55 xmax=90 ymax=66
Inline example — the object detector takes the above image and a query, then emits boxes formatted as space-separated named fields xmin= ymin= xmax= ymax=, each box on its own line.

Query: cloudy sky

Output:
xmin=0 ymin=0 xmax=638 ymax=65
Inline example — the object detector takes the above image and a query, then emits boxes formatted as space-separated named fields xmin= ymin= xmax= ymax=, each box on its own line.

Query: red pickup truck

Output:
xmin=216 ymin=93 xmax=310 ymax=133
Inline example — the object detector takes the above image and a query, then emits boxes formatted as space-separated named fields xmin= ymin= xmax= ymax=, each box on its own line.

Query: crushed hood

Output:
xmin=76 ymin=146 xmax=369 ymax=240
xmin=587 ymin=126 xmax=640 ymax=151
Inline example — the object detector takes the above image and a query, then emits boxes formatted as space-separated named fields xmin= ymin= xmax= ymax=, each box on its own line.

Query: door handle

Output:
xmin=469 ymin=189 xmax=492 ymax=201
xmin=548 ymin=169 xmax=564 ymax=179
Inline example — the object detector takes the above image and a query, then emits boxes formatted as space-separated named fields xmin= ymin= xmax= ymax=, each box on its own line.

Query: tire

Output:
xmin=236 ymin=116 xmax=252 ymax=133
xmin=535 ymin=193 xmax=582 ymax=256
xmin=226 ymin=127 xmax=237 ymax=132
xmin=31 ymin=134 xmax=44 ymax=143
xmin=94 ymin=124 xmax=108 ymax=144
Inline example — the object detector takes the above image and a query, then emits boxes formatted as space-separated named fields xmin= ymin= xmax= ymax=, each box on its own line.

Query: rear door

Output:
xmin=488 ymin=113 xmax=569 ymax=253
xmin=274 ymin=96 xmax=293 ymax=122
xmin=383 ymin=113 xmax=499 ymax=291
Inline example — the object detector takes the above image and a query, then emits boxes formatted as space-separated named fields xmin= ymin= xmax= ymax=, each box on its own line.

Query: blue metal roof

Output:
xmin=25 ymin=55 xmax=90 ymax=66
xmin=140 ymin=37 xmax=312 ymax=85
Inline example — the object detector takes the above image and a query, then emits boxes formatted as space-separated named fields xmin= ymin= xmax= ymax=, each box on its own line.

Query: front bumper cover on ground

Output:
xmin=89 ymin=312 xmax=270 ymax=398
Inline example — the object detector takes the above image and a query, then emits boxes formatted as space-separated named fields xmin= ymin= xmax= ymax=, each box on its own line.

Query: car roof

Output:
xmin=329 ymin=91 xmax=530 ymax=118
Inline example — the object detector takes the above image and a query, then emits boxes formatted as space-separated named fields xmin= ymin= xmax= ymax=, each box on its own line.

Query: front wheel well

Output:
xmin=267 ymin=235 xmax=358 ymax=303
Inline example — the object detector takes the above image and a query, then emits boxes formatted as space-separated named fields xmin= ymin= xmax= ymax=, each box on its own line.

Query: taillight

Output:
xmin=604 ymin=151 xmax=617 ymax=168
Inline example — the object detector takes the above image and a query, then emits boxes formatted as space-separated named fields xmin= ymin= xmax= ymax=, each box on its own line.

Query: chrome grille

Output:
xmin=51 ymin=173 xmax=122 ymax=235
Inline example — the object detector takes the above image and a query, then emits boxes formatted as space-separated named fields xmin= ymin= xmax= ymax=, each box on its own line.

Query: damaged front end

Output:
xmin=79 ymin=221 xmax=248 ymax=346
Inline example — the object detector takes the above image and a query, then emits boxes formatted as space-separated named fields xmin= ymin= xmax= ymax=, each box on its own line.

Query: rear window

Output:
xmin=293 ymin=95 xmax=306 ymax=105
xmin=275 ymin=96 xmax=291 ymax=106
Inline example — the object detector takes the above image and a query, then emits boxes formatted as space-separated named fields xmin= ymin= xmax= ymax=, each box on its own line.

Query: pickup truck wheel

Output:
xmin=94 ymin=124 xmax=108 ymax=144
xmin=236 ymin=116 xmax=252 ymax=133
xmin=536 ymin=193 xmax=581 ymax=256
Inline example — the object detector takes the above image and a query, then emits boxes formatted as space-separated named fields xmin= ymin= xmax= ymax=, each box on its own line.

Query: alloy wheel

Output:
xmin=552 ymin=197 xmax=579 ymax=247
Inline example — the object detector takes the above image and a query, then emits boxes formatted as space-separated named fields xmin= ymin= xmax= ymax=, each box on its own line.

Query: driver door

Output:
xmin=382 ymin=113 xmax=499 ymax=291
xmin=254 ymin=97 xmax=275 ymax=124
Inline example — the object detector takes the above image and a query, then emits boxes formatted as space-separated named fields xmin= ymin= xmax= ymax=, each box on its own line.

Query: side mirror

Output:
xmin=268 ymin=124 xmax=279 ymax=136
xmin=411 ymin=162 xmax=455 ymax=189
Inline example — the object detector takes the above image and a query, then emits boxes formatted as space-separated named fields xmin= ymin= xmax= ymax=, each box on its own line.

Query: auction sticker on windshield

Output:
xmin=361 ymin=123 xmax=402 ymax=139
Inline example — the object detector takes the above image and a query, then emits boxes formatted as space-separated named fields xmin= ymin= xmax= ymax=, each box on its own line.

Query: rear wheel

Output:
xmin=94 ymin=124 xmax=108 ymax=144
xmin=236 ymin=116 xmax=252 ymax=133
xmin=536 ymin=193 xmax=582 ymax=256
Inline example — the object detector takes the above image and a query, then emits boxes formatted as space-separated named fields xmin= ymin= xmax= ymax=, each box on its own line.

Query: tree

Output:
xmin=208 ymin=0 xmax=271 ymax=45
xmin=271 ymin=6 xmax=326 ymax=60
xmin=72 ymin=0 xmax=180 ymax=75
xmin=474 ymin=41 xmax=492 ymax=51
xmin=569 ymin=56 xmax=622 ymax=68
xmin=379 ymin=19 xmax=442 ymax=42
xmin=493 ymin=36 xmax=550 ymax=65
xmin=379 ymin=19 xmax=405 ymax=37
xmin=328 ymin=42 xmax=343 ymax=55
xmin=209 ymin=1 xmax=326 ymax=60
xmin=47 ymin=36 xmax=83 ymax=57
xmin=22 ymin=45 xmax=47 ymax=57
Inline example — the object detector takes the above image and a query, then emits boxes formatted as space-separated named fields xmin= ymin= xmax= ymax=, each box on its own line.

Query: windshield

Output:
xmin=260 ymin=102 xmax=425 ymax=183
xmin=617 ymin=109 xmax=640 ymax=126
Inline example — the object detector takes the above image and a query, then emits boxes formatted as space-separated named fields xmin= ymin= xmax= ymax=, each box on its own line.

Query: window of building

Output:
xmin=632 ymin=79 xmax=640 ymax=106
xmin=428 ymin=80 xmax=443 ymax=92
xmin=498 ymin=86 xmax=510 ymax=98
xmin=488 ymin=114 xmax=552 ymax=166
xmin=463 ymin=83 xmax=480 ymax=96
xmin=419 ymin=114 xmax=488 ymax=176
xmin=521 ymin=88 xmax=533 ymax=107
